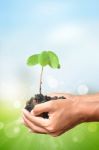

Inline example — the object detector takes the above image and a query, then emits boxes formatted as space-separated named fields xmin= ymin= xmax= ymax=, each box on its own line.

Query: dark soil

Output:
xmin=25 ymin=94 xmax=66 ymax=118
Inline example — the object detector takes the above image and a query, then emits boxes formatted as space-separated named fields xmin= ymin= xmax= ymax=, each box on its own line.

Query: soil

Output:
xmin=25 ymin=94 xmax=66 ymax=118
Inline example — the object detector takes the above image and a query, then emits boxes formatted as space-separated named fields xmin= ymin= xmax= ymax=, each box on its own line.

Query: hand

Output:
xmin=23 ymin=93 xmax=86 ymax=137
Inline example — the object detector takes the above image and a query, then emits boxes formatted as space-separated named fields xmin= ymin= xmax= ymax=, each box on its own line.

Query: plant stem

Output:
xmin=39 ymin=66 xmax=43 ymax=94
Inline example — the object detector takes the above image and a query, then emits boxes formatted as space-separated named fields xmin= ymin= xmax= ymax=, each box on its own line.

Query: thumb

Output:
xmin=31 ymin=101 xmax=51 ymax=116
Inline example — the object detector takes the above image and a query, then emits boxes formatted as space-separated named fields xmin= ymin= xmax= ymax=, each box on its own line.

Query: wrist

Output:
xmin=72 ymin=95 xmax=87 ymax=123
xmin=75 ymin=94 xmax=99 ymax=123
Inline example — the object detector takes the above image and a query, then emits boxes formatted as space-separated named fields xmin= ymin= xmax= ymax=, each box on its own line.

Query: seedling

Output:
xmin=25 ymin=51 xmax=65 ymax=118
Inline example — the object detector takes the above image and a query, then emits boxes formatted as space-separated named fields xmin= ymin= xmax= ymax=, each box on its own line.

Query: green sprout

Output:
xmin=27 ymin=51 xmax=60 ymax=94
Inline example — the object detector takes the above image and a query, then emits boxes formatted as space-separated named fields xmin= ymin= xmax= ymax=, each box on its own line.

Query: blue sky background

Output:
xmin=0 ymin=0 xmax=99 ymax=103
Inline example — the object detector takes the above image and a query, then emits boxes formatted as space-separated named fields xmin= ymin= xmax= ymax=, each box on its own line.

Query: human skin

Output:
xmin=22 ymin=93 xmax=99 ymax=137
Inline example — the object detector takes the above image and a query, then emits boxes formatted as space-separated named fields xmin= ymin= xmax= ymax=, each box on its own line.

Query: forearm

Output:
xmin=77 ymin=93 xmax=99 ymax=122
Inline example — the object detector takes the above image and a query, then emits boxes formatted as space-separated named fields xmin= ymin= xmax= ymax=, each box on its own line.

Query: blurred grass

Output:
xmin=0 ymin=100 xmax=99 ymax=150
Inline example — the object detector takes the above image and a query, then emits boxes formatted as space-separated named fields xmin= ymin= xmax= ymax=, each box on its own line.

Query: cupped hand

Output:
xmin=23 ymin=93 xmax=85 ymax=137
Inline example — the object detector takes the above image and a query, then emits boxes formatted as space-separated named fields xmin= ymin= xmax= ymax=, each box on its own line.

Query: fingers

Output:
xmin=22 ymin=92 xmax=74 ymax=137
xmin=23 ymin=115 xmax=48 ymax=134
xmin=23 ymin=115 xmax=65 ymax=136
xmin=22 ymin=109 xmax=70 ymax=137
xmin=32 ymin=101 xmax=52 ymax=116
xmin=23 ymin=109 xmax=49 ymax=128
xmin=23 ymin=114 xmax=65 ymax=137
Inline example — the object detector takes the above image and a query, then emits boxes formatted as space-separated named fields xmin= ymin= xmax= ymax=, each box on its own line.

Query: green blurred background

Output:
xmin=0 ymin=0 xmax=99 ymax=150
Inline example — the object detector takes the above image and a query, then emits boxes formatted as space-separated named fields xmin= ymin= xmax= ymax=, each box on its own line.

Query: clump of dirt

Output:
xmin=25 ymin=94 xmax=66 ymax=118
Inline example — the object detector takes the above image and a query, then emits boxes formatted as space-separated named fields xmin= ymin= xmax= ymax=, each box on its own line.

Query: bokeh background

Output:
xmin=0 ymin=0 xmax=99 ymax=150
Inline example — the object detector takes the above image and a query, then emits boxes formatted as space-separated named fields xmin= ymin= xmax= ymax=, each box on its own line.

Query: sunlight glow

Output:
xmin=77 ymin=84 xmax=89 ymax=95
xmin=46 ymin=75 xmax=59 ymax=89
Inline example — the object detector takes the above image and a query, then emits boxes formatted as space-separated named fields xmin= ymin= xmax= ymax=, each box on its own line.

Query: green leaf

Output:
xmin=39 ymin=51 xmax=49 ymax=66
xmin=27 ymin=50 xmax=61 ymax=69
xmin=48 ymin=51 xmax=60 ymax=69
xmin=27 ymin=54 xmax=39 ymax=66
